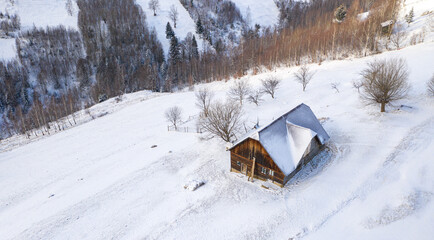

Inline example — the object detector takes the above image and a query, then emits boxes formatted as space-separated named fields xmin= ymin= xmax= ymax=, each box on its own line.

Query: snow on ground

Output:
xmin=0 ymin=0 xmax=78 ymax=30
xmin=136 ymin=0 xmax=207 ymax=55
xmin=231 ymin=0 xmax=279 ymax=28
xmin=0 ymin=39 xmax=433 ymax=239
xmin=395 ymin=0 xmax=434 ymax=43
xmin=0 ymin=38 xmax=16 ymax=61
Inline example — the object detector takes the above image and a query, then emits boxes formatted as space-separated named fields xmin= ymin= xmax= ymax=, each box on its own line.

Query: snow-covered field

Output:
xmin=0 ymin=0 xmax=78 ymax=31
xmin=0 ymin=38 xmax=16 ymax=61
xmin=230 ymin=0 xmax=279 ymax=28
xmin=0 ymin=0 xmax=434 ymax=239
xmin=1 ymin=39 xmax=433 ymax=239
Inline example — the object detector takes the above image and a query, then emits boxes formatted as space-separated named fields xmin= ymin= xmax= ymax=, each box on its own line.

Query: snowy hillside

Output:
xmin=1 ymin=0 xmax=434 ymax=239
xmin=0 ymin=0 xmax=78 ymax=30
xmin=136 ymin=0 xmax=207 ymax=55
xmin=231 ymin=0 xmax=279 ymax=28
xmin=1 ymin=39 xmax=433 ymax=239
xmin=0 ymin=38 xmax=16 ymax=60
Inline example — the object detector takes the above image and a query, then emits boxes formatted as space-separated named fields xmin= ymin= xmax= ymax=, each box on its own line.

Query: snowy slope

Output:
xmin=136 ymin=0 xmax=207 ymax=55
xmin=0 ymin=38 xmax=16 ymax=61
xmin=0 ymin=39 xmax=433 ymax=239
xmin=231 ymin=0 xmax=279 ymax=28
xmin=0 ymin=0 xmax=78 ymax=30
xmin=395 ymin=0 xmax=434 ymax=42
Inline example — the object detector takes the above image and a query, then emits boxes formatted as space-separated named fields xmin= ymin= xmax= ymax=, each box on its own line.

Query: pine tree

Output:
xmin=169 ymin=35 xmax=180 ymax=64
xmin=334 ymin=4 xmax=347 ymax=22
xmin=405 ymin=8 xmax=414 ymax=25
xmin=196 ymin=18 xmax=204 ymax=34
xmin=166 ymin=22 xmax=175 ymax=39
xmin=191 ymin=35 xmax=199 ymax=59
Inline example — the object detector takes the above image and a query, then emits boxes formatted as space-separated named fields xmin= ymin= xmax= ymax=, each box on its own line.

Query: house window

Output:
xmin=236 ymin=161 xmax=241 ymax=166
xmin=269 ymin=170 xmax=274 ymax=176
xmin=261 ymin=167 xmax=267 ymax=175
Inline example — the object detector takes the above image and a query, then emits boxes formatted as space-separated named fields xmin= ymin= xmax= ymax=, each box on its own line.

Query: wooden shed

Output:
xmin=229 ymin=103 xmax=330 ymax=187
xmin=381 ymin=20 xmax=394 ymax=35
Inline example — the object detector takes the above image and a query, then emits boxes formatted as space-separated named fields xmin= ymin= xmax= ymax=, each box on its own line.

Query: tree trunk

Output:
xmin=381 ymin=102 xmax=386 ymax=112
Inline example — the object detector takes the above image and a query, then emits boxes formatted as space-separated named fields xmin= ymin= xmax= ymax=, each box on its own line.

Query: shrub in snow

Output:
xmin=165 ymin=106 xmax=183 ymax=130
xmin=390 ymin=24 xmax=407 ymax=49
xmin=247 ymin=89 xmax=264 ymax=106
xmin=359 ymin=58 xmax=410 ymax=112
xmin=294 ymin=65 xmax=315 ymax=92
xmin=261 ymin=77 xmax=280 ymax=98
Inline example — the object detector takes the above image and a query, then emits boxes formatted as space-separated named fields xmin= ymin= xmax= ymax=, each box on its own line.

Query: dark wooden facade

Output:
xmin=230 ymin=136 xmax=323 ymax=187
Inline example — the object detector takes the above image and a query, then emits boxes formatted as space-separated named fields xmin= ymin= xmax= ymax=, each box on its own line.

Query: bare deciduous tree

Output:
xmin=169 ymin=5 xmax=179 ymax=28
xmin=294 ymin=65 xmax=315 ymax=91
xmin=360 ymin=58 xmax=410 ymax=112
xmin=148 ymin=0 xmax=160 ymax=16
xmin=228 ymin=80 xmax=251 ymax=105
xmin=165 ymin=106 xmax=182 ymax=129
xmin=428 ymin=74 xmax=434 ymax=96
xmin=198 ymin=101 xmax=244 ymax=142
xmin=65 ymin=0 xmax=74 ymax=16
xmin=390 ymin=24 xmax=408 ymax=49
xmin=195 ymin=87 xmax=214 ymax=117
xmin=247 ymin=89 xmax=263 ymax=106
xmin=331 ymin=82 xmax=340 ymax=93
xmin=352 ymin=80 xmax=363 ymax=93
xmin=261 ymin=77 xmax=280 ymax=98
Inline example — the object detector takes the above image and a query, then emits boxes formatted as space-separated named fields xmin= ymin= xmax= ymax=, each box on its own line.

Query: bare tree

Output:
xmin=294 ymin=65 xmax=315 ymax=91
xmin=331 ymin=82 xmax=340 ymax=93
xmin=198 ymin=101 xmax=244 ymax=142
xmin=428 ymin=74 xmax=434 ymax=96
xmin=390 ymin=24 xmax=408 ymax=50
xmin=247 ymin=89 xmax=263 ymax=106
xmin=228 ymin=79 xmax=251 ymax=105
xmin=360 ymin=58 xmax=410 ymax=112
xmin=148 ymin=0 xmax=160 ymax=16
xmin=65 ymin=0 xmax=74 ymax=16
xmin=352 ymin=80 xmax=363 ymax=93
xmin=195 ymin=87 xmax=214 ymax=117
xmin=261 ymin=77 xmax=280 ymax=98
xmin=169 ymin=5 xmax=179 ymax=28
xmin=165 ymin=106 xmax=182 ymax=130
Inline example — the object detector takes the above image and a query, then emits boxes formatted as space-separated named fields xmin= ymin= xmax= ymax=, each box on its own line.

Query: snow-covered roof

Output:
xmin=381 ymin=20 xmax=394 ymax=27
xmin=231 ymin=103 xmax=330 ymax=175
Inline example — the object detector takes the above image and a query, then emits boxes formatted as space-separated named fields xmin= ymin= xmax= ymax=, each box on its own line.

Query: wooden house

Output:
xmin=381 ymin=20 xmax=394 ymax=35
xmin=229 ymin=104 xmax=330 ymax=187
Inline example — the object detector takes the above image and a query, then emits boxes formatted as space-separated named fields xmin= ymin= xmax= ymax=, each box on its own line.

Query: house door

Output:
xmin=241 ymin=163 xmax=248 ymax=175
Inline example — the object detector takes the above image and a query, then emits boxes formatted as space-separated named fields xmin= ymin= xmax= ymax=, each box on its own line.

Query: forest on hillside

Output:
xmin=0 ymin=0 xmax=402 ymax=138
